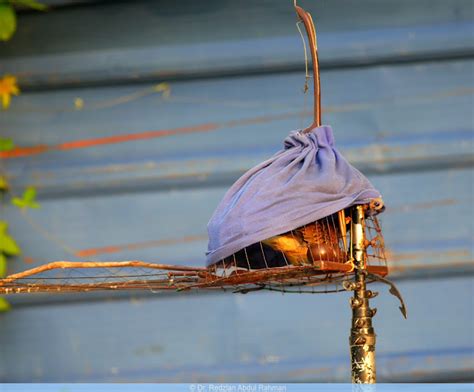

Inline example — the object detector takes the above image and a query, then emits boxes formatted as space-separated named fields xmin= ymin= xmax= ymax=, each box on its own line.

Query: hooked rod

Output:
xmin=295 ymin=4 xmax=322 ymax=130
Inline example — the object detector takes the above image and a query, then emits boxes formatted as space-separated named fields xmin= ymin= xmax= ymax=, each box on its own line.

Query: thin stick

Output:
xmin=1 ymin=261 xmax=207 ymax=284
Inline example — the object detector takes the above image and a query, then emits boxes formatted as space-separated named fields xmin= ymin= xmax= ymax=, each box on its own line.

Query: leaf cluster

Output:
xmin=0 ymin=0 xmax=47 ymax=41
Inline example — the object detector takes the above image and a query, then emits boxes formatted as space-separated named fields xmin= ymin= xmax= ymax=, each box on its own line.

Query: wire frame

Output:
xmin=207 ymin=206 xmax=387 ymax=293
xmin=0 ymin=205 xmax=387 ymax=295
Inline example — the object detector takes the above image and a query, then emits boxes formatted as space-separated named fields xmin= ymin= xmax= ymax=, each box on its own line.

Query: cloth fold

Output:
xmin=206 ymin=125 xmax=381 ymax=266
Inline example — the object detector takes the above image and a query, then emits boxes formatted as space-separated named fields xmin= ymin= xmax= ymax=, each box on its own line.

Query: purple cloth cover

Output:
xmin=206 ymin=125 xmax=382 ymax=266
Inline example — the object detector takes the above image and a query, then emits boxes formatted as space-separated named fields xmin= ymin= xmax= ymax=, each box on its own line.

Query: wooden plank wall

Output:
xmin=0 ymin=0 xmax=473 ymax=382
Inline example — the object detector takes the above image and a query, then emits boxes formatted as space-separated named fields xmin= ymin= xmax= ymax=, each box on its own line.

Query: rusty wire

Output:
xmin=0 ymin=206 xmax=387 ymax=296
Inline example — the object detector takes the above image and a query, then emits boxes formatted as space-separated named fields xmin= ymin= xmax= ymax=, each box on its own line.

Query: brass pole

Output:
xmin=349 ymin=205 xmax=377 ymax=383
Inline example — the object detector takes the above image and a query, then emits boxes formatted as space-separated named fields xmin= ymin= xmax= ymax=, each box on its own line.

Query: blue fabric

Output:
xmin=206 ymin=125 xmax=382 ymax=266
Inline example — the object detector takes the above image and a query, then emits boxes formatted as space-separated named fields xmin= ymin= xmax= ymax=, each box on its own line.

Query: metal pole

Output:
xmin=349 ymin=205 xmax=377 ymax=383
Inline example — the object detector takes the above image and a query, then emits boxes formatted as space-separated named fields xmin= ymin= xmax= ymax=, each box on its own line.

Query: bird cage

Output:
xmin=206 ymin=200 xmax=387 ymax=293
xmin=0 ymin=204 xmax=386 ymax=296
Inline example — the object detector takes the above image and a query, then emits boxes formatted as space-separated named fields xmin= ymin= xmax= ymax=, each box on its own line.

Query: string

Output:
xmin=296 ymin=20 xmax=311 ymax=130
xmin=296 ymin=21 xmax=310 ymax=94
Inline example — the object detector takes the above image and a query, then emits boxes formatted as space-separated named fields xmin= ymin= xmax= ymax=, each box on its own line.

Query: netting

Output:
xmin=0 ymin=204 xmax=387 ymax=295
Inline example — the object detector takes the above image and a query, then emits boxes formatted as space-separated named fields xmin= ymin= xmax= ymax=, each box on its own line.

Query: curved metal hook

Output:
xmin=295 ymin=3 xmax=322 ymax=131
xmin=366 ymin=271 xmax=408 ymax=319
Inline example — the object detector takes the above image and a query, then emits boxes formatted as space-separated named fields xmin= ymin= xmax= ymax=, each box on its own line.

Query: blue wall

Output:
xmin=0 ymin=0 xmax=473 ymax=382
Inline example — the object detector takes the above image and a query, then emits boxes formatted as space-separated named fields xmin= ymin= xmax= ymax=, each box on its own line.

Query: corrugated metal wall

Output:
xmin=0 ymin=0 xmax=473 ymax=382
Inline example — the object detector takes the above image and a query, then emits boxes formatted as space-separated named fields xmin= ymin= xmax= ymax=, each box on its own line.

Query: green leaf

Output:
xmin=0 ymin=176 xmax=9 ymax=192
xmin=11 ymin=186 xmax=40 ymax=209
xmin=0 ymin=297 xmax=11 ymax=312
xmin=0 ymin=232 xmax=21 ymax=256
xmin=0 ymin=221 xmax=21 ymax=256
xmin=23 ymin=186 xmax=36 ymax=202
xmin=9 ymin=0 xmax=47 ymax=11
xmin=0 ymin=254 xmax=7 ymax=278
xmin=0 ymin=137 xmax=14 ymax=152
xmin=0 ymin=4 xmax=16 ymax=41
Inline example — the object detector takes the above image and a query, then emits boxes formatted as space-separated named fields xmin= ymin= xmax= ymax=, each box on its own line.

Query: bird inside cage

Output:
xmin=217 ymin=210 xmax=349 ymax=271
xmin=211 ymin=198 xmax=385 ymax=275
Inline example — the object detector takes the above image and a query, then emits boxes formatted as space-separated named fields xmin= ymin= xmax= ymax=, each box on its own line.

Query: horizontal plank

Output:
xmin=0 ymin=277 xmax=472 ymax=381
xmin=0 ymin=0 xmax=473 ymax=88
xmin=15 ymin=0 xmax=95 ymax=9
xmin=2 ymin=59 xmax=473 ymax=198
